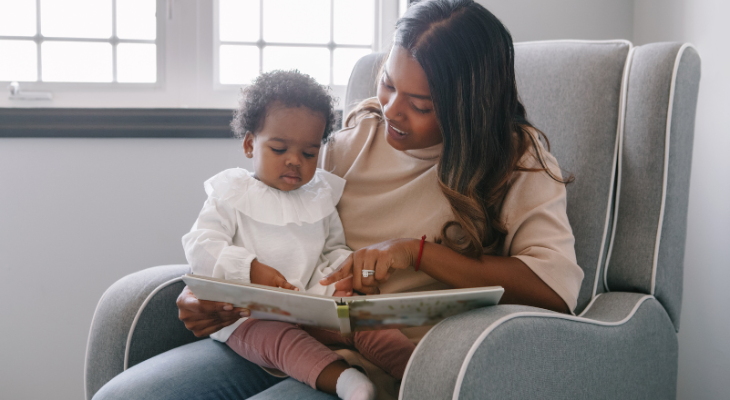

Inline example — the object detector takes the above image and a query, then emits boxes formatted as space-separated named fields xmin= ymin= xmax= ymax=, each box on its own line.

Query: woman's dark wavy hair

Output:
xmin=358 ymin=0 xmax=571 ymax=258
xmin=231 ymin=70 xmax=338 ymax=143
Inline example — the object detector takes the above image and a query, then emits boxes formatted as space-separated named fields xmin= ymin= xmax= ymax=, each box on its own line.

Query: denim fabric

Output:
xmin=92 ymin=339 xmax=284 ymax=400
xmin=249 ymin=378 xmax=338 ymax=400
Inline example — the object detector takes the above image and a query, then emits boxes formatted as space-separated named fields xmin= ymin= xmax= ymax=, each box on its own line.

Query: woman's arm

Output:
xmin=320 ymin=238 xmax=569 ymax=313
xmin=417 ymin=241 xmax=569 ymax=313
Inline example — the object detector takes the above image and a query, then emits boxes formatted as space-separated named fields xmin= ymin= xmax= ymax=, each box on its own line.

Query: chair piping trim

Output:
xmin=577 ymin=293 xmax=603 ymax=317
xmin=399 ymin=316 xmax=441 ymax=399
xmin=123 ymin=276 xmax=183 ymax=370
xmin=603 ymin=46 xmax=635 ymax=293
xmin=451 ymin=295 xmax=653 ymax=400
xmin=515 ymin=39 xmax=632 ymax=47
xmin=651 ymin=43 xmax=694 ymax=295
xmin=83 ymin=283 xmax=113 ymax=400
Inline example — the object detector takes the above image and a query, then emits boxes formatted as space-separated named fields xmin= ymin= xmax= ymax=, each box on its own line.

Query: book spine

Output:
xmin=337 ymin=304 xmax=351 ymax=337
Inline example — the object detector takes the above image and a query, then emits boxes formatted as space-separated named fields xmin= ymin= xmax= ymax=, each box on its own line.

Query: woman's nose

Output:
xmin=382 ymin=95 xmax=405 ymax=121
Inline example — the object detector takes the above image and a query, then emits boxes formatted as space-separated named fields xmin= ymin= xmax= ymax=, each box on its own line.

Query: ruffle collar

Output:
xmin=204 ymin=168 xmax=346 ymax=226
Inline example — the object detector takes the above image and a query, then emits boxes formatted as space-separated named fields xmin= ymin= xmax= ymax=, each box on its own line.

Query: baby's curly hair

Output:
xmin=230 ymin=70 xmax=338 ymax=143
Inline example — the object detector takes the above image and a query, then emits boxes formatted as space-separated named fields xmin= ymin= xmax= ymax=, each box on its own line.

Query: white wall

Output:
xmin=4 ymin=1 xmax=726 ymax=399
xmin=634 ymin=1 xmax=730 ymax=398
xmin=0 ymin=139 xmax=252 ymax=399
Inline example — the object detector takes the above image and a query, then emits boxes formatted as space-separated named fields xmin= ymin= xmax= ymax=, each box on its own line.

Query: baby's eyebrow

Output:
xmin=268 ymin=137 xmax=321 ymax=148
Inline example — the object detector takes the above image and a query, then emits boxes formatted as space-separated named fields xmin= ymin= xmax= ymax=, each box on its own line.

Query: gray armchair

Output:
xmin=85 ymin=40 xmax=700 ymax=399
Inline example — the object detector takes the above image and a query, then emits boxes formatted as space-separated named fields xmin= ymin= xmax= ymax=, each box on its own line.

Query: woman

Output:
xmin=93 ymin=1 xmax=582 ymax=399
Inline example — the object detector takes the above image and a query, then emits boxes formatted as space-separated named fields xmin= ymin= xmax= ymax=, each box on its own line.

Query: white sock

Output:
xmin=335 ymin=367 xmax=376 ymax=400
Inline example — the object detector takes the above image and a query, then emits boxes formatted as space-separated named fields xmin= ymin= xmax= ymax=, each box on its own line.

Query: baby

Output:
xmin=182 ymin=70 xmax=415 ymax=400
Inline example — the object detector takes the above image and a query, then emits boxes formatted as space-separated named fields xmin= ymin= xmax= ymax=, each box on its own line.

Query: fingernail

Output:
xmin=223 ymin=305 xmax=232 ymax=311
xmin=240 ymin=311 xmax=250 ymax=317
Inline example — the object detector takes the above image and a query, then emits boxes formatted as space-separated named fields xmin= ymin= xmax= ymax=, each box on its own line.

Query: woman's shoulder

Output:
xmin=320 ymin=101 xmax=383 ymax=175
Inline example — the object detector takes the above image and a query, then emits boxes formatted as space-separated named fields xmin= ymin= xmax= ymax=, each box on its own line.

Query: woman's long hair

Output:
xmin=352 ymin=0 xmax=570 ymax=258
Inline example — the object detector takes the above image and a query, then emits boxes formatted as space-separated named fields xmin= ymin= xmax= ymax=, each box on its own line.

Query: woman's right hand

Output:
xmin=176 ymin=286 xmax=250 ymax=338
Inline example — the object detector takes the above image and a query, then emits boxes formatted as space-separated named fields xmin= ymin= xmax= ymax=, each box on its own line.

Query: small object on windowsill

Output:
xmin=8 ymin=82 xmax=53 ymax=101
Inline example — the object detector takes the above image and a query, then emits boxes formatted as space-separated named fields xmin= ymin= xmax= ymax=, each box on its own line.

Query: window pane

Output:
xmin=41 ymin=0 xmax=112 ymax=39
xmin=117 ymin=0 xmax=156 ymax=40
xmin=42 ymin=42 xmax=112 ymax=82
xmin=399 ymin=0 xmax=409 ymax=17
xmin=333 ymin=48 xmax=371 ymax=85
xmin=263 ymin=47 xmax=329 ymax=84
xmin=333 ymin=0 xmax=374 ymax=45
xmin=263 ymin=0 xmax=329 ymax=44
xmin=0 ymin=0 xmax=36 ymax=36
xmin=0 ymin=40 xmax=37 ymax=81
xmin=219 ymin=0 xmax=259 ymax=42
xmin=117 ymin=43 xmax=156 ymax=82
xmin=219 ymin=45 xmax=260 ymax=84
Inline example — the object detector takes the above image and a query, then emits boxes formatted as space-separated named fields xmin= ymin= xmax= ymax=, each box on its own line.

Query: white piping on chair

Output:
xmin=577 ymin=293 xmax=603 ymax=317
xmin=650 ymin=44 xmax=694 ymax=295
xmin=515 ymin=39 xmax=632 ymax=47
xmin=123 ymin=277 xmax=183 ymax=370
xmin=83 ymin=283 xmax=113 ymax=400
xmin=451 ymin=295 xmax=653 ymax=400
xmin=602 ymin=46 xmax=635 ymax=293
xmin=398 ymin=321 xmax=440 ymax=400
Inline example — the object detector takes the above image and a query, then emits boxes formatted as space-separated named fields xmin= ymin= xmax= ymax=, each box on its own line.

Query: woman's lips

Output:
xmin=387 ymin=122 xmax=409 ymax=141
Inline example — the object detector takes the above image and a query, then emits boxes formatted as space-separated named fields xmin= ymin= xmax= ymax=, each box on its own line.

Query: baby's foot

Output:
xmin=335 ymin=368 xmax=376 ymax=400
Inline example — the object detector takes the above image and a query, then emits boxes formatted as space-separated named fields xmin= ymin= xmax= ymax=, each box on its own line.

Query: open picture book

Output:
xmin=183 ymin=274 xmax=504 ymax=335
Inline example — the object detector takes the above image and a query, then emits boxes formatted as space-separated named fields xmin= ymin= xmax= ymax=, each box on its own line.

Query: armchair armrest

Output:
xmin=400 ymin=292 xmax=677 ymax=399
xmin=84 ymin=265 xmax=200 ymax=400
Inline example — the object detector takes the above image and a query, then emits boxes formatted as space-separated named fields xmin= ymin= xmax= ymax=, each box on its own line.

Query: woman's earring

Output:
xmin=246 ymin=152 xmax=253 ymax=158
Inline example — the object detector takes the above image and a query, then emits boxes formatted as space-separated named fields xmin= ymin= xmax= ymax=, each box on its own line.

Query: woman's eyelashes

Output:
xmin=380 ymin=79 xmax=432 ymax=114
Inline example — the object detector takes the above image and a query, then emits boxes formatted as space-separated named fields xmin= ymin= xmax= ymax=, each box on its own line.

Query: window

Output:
xmin=0 ymin=0 xmax=158 ymax=84
xmin=0 ymin=0 xmax=402 ymax=109
xmin=216 ymin=0 xmax=374 ymax=87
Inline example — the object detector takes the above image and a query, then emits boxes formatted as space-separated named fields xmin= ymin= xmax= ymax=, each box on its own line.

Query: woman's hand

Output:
xmin=176 ymin=286 xmax=250 ymax=338
xmin=320 ymin=238 xmax=417 ymax=294
xmin=332 ymin=276 xmax=354 ymax=297
xmin=250 ymin=259 xmax=299 ymax=291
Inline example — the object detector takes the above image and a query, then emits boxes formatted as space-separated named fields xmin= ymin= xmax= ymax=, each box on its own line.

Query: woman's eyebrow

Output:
xmin=383 ymin=70 xmax=432 ymax=101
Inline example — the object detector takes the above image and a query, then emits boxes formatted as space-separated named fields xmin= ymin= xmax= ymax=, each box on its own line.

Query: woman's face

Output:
xmin=377 ymin=46 xmax=443 ymax=151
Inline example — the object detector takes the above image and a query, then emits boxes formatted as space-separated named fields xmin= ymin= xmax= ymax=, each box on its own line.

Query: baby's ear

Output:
xmin=243 ymin=131 xmax=255 ymax=157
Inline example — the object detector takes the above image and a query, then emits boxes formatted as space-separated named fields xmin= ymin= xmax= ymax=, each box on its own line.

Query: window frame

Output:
xmin=0 ymin=0 xmax=165 ymax=90
xmin=0 ymin=0 xmax=402 ymax=114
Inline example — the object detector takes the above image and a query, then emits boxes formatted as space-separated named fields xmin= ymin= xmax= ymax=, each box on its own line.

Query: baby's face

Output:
xmin=243 ymin=103 xmax=325 ymax=191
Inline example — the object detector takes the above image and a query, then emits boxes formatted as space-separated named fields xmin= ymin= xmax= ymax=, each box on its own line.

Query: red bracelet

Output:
xmin=414 ymin=235 xmax=427 ymax=272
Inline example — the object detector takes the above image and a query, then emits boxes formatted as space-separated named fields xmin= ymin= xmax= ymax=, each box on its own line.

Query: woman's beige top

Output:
xmin=320 ymin=112 xmax=584 ymax=312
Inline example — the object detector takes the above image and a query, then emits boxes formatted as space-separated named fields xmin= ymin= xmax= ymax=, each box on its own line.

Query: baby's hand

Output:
xmin=332 ymin=275 xmax=353 ymax=297
xmin=250 ymin=259 xmax=299 ymax=291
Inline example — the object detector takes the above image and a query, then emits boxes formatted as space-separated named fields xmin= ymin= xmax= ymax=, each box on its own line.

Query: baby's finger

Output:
xmin=275 ymin=276 xmax=299 ymax=291
xmin=320 ymin=255 xmax=353 ymax=285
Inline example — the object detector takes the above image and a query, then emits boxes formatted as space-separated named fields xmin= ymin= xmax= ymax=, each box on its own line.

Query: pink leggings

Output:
xmin=226 ymin=319 xmax=415 ymax=389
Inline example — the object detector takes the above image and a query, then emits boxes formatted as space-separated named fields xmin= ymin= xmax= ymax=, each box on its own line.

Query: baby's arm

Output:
xmin=182 ymin=194 xmax=254 ymax=280
xmin=183 ymin=194 xmax=297 ymax=289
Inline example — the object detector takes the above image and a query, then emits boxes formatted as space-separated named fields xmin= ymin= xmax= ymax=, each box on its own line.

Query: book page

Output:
xmin=346 ymin=287 xmax=503 ymax=331
xmin=183 ymin=274 xmax=342 ymax=330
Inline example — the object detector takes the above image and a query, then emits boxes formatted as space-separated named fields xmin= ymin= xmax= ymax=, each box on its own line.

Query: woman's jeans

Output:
xmin=91 ymin=339 xmax=337 ymax=400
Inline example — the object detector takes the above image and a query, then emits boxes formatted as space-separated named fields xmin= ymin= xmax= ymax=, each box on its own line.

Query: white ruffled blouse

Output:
xmin=182 ymin=168 xmax=352 ymax=342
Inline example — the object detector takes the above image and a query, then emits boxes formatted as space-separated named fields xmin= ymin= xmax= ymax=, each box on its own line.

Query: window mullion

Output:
xmin=112 ymin=0 xmax=117 ymax=83
xmin=36 ymin=0 xmax=42 ymax=82
xmin=259 ymin=0 xmax=264 ymax=74
xmin=329 ymin=0 xmax=334 ymax=86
